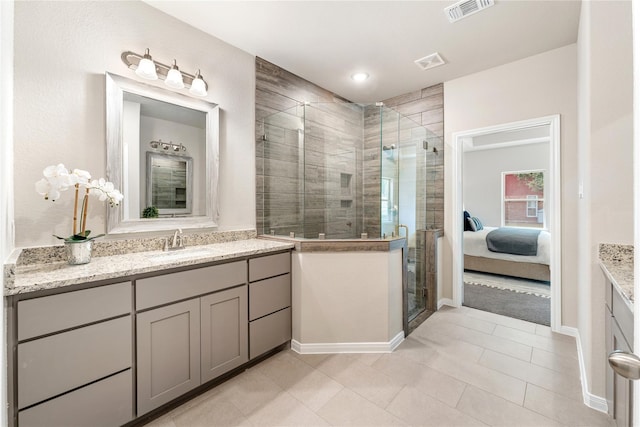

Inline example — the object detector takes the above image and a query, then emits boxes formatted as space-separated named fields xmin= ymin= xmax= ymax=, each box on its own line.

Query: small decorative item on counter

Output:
xmin=142 ymin=206 xmax=159 ymax=218
xmin=35 ymin=164 xmax=123 ymax=265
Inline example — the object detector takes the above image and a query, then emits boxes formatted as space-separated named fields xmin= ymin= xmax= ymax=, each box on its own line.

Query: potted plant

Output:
xmin=142 ymin=206 xmax=159 ymax=218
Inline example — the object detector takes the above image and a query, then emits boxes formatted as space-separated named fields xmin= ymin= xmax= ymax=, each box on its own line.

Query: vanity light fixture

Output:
xmin=165 ymin=59 xmax=185 ymax=89
xmin=121 ymin=49 xmax=208 ymax=97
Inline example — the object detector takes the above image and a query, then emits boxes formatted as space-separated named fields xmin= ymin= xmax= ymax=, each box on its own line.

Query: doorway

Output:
xmin=451 ymin=115 xmax=562 ymax=331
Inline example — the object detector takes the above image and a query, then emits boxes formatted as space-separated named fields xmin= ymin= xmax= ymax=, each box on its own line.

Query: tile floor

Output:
xmin=146 ymin=306 xmax=613 ymax=426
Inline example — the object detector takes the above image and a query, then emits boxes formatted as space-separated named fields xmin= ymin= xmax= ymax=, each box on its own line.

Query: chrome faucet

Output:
xmin=165 ymin=228 xmax=185 ymax=251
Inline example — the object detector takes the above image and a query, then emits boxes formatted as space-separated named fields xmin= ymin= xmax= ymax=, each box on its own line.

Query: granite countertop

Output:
xmin=599 ymin=243 xmax=634 ymax=305
xmin=5 ymin=238 xmax=294 ymax=296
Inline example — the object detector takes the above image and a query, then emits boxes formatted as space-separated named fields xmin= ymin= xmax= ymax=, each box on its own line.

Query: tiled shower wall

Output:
xmin=255 ymin=57 xmax=364 ymax=238
xmin=255 ymin=57 xmax=444 ymax=238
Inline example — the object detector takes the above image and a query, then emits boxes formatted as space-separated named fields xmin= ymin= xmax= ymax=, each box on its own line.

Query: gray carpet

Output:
xmin=463 ymin=282 xmax=550 ymax=326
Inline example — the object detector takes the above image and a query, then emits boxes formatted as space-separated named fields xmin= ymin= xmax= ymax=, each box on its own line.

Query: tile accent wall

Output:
xmin=255 ymin=57 xmax=445 ymax=238
xmin=255 ymin=57 xmax=364 ymax=238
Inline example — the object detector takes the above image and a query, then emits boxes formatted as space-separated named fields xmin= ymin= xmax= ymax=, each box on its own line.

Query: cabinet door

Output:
xmin=612 ymin=319 xmax=633 ymax=427
xmin=137 ymin=299 xmax=200 ymax=416
xmin=201 ymin=286 xmax=248 ymax=383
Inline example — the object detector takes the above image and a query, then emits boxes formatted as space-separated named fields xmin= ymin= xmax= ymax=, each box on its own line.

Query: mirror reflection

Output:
xmin=106 ymin=73 xmax=219 ymax=234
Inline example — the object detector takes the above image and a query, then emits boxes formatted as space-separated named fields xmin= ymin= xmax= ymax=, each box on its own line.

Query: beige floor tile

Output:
xmin=212 ymin=369 xmax=283 ymax=416
xmin=457 ymin=385 xmax=562 ymax=426
xmin=290 ymin=351 xmax=332 ymax=368
xmin=493 ymin=325 xmax=577 ymax=358
xmin=463 ymin=306 xmax=538 ymax=333
xmin=316 ymin=388 xmax=407 ymax=426
xmin=171 ymin=394 xmax=253 ymax=427
xmin=427 ymin=308 xmax=497 ymax=334
xmin=386 ymin=386 xmax=486 ymax=426
xmin=314 ymin=353 xmax=404 ymax=408
xmin=392 ymin=335 xmax=442 ymax=365
xmin=253 ymin=351 xmax=344 ymax=411
xmin=410 ymin=327 xmax=486 ymax=362
xmin=372 ymin=352 xmax=467 ymax=407
xmin=425 ymin=351 xmax=527 ymax=405
xmin=524 ymin=384 xmax=612 ymax=426
xmin=246 ymin=392 xmax=330 ymax=426
xmin=144 ymin=414 xmax=178 ymax=427
xmin=526 ymin=361 xmax=583 ymax=401
xmin=417 ymin=320 xmax=533 ymax=362
xmin=530 ymin=347 xmax=581 ymax=378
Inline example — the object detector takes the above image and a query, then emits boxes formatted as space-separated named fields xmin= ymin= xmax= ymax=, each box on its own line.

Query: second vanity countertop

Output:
xmin=6 ymin=238 xmax=295 ymax=296
xmin=599 ymin=243 xmax=634 ymax=306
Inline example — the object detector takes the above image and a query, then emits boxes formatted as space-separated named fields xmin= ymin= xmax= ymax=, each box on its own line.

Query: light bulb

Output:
xmin=189 ymin=70 xmax=208 ymax=97
xmin=135 ymin=48 xmax=158 ymax=80
xmin=165 ymin=59 xmax=185 ymax=89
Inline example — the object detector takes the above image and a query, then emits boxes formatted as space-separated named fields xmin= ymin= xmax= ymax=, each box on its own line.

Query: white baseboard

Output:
xmin=291 ymin=331 xmax=405 ymax=354
xmin=438 ymin=298 xmax=456 ymax=309
xmin=561 ymin=326 xmax=609 ymax=414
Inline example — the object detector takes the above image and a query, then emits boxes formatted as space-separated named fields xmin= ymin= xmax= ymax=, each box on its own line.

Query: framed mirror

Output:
xmin=106 ymin=72 xmax=219 ymax=234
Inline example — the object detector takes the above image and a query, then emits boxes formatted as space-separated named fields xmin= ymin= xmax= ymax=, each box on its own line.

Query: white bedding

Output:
xmin=463 ymin=226 xmax=551 ymax=265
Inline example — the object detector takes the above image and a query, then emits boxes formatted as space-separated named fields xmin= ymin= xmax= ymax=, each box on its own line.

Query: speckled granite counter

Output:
xmin=5 ymin=238 xmax=294 ymax=296
xmin=599 ymin=243 xmax=634 ymax=304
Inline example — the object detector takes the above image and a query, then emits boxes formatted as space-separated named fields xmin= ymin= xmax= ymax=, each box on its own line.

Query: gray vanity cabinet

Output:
xmin=135 ymin=261 xmax=248 ymax=416
xmin=249 ymin=253 xmax=292 ymax=359
xmin=14 ymin=282 xmax=133 ymax=427
xmin=136 ymin=299 xmax=201 ymax=416
xmin=201 ymin=286 xmax=248 ymax=383
xmin=605 ymin=276 xmax=634 ymax=427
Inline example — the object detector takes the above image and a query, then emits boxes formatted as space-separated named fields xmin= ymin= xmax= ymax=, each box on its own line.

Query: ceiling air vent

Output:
xmin=414 ymin=52 xmax=446 ymax=71
xmin=444 ymin=0 xmax=494 ymax=23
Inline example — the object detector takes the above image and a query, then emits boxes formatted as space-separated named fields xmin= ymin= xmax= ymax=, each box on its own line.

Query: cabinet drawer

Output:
xmin=249 ymin=274 xmax=291 ymax=321
xmin=137 ymin=261 xmax=246 ymax=310
xmin=18 ymin=282 xmax=131 ymax=341
xmin=249 ymin=252 xmax=290 ymax=282
xmin=18 ymin=369 xmax=132 ymax=427
xmin=612 ymin=287 xmax=634 ymax=350
xmin=250 ymin=307 xmax=291 ymax=359
xmin=18 ymin=315 xmax=131 ymax=409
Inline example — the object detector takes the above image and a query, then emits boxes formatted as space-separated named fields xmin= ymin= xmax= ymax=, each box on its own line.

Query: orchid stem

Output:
xmin=80 ymin=189 xmax=89 ymax=234
xmin=72 ymin=184 xmax=79 ymax=236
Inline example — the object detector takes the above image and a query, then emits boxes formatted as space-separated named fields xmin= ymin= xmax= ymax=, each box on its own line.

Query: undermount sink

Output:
xmin=147 ymin=248 xmax=215 ymax=262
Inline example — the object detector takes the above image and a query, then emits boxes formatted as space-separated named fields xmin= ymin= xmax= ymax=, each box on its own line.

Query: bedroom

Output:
xmin=461 ymin=125 xmax=552 ymax=325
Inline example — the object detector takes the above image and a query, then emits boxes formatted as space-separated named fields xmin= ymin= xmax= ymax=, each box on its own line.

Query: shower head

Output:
xmin=382 ymin=144 xmax=396 ymax=151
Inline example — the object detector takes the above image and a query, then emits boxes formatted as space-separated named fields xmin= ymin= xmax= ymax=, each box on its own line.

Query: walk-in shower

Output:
xmin=257 ymin=101 xmax=441 ymax=324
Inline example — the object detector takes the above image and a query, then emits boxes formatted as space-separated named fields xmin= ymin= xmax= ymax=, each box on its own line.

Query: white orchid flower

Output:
xmin=88 ymin=178 xmax=123 ymax=206
xmin=42 ymin=163 xmax=74 ymax=193
xmin=71 ymin=169 xmax=92 ymax=186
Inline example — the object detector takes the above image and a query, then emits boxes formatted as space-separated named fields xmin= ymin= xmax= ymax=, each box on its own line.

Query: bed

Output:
xmin=463 ymin=226 xmax=551 ymax=282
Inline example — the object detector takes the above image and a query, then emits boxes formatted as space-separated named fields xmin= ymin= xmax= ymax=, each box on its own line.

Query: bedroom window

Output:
xmin=502 ymin=171 xmax=544 ymax=228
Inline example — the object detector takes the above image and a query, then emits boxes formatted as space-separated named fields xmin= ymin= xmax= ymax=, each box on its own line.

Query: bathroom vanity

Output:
xmin=4 ymin=238 xmax=293 ymax=427
xmin=600 ymin=244 xmax=634 ymax=427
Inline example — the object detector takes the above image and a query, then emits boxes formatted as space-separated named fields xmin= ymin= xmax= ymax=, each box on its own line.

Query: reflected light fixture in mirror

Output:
xmin=122 ymin=49 xmax=208 ymax=97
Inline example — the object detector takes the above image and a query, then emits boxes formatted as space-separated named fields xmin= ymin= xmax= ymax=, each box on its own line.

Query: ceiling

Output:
xmin=145 ymin=0 xmax=581 ymax=103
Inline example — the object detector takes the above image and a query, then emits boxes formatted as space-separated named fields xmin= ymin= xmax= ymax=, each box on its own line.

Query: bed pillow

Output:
xmin=463 ymin=211 xmax=473 ymax=231
xmin=467 ymin=216 xmax=484 ymax=232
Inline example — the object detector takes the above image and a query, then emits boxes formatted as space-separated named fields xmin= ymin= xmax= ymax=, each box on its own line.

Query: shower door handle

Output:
xmin=397 ymin=224 xmax=409 ymax=238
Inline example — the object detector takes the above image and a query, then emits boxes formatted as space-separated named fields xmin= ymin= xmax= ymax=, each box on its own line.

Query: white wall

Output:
xmin=13 ymin=1 xmax=256 ymax=248
xmin=0 ymin=1 xmax=13 ymax=424
xmin=577 ymin=0 xmax=633 ymax=401
xmin=444 ymin=44 xmax=578 ymax=327
xmin=463 ymin=142 xmax=549 ymax=227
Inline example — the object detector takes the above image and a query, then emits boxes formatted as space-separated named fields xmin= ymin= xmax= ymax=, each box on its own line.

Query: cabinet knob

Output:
xmin=608 ymin=350 xmax=640 ymax=380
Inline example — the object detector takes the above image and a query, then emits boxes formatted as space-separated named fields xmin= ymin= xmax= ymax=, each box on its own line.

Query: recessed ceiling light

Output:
xmin=351 ymin=72 xmax=369 ymax=82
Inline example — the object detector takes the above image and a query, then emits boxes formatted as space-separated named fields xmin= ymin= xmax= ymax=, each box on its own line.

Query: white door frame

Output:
xmin=451 ymin=114 xmax=562 ymax=332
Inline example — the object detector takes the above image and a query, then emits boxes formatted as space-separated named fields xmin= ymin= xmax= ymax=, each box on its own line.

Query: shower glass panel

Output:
xmin=381 ymin=112 xmax=429 ymax=322
xmin=259 ymin=101 xmax=442 ymax=328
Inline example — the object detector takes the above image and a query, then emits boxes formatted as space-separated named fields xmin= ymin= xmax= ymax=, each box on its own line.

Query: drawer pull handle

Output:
xmin=609 ymin=350 xmax=640 ymax=380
